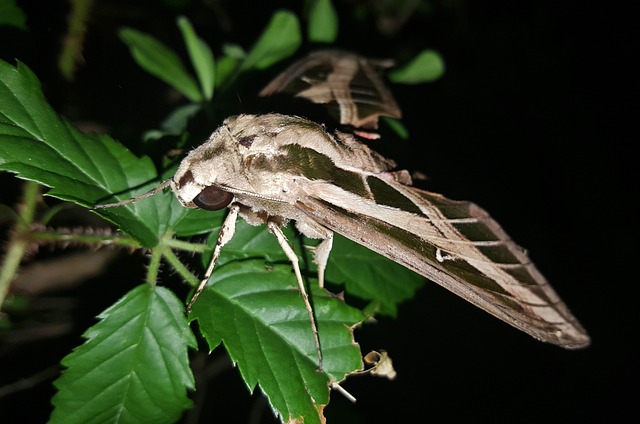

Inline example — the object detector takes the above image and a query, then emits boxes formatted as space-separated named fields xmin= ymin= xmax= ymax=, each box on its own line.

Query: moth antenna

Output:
xmin=93 ymin=179 xmax=172 ymax=209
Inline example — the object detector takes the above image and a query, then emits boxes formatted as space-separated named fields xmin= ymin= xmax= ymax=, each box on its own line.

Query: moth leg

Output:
xmin=330 ymin=382 xmax=357 ymax=403
xmin=267 ymin=221 xmax=323 ymax=370
xmin=314 ymin=234 xmax=333 ymax=289
xmin=295 ymin=220 xmax=334 ymax=288
xmin=186 ymin=205 xmax=240 ymax=313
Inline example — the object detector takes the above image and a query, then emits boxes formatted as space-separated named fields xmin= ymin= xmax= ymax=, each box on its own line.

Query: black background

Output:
xmin=0 ymin=1 xmax=635 ymax=422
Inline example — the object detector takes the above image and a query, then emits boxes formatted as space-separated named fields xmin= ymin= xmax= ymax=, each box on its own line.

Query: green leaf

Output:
xmin=382 ymin=117 xmax=409 ymax=140
xmin=119 ymin=27 xmax=202 ymax=102
xmin=196 ymin=216 xmax=421 ymax=316
xmin=195 ymin=220 xmax=296 ymax=280
xmin=51 ymin=285 xmax=197 ymax=424
xmin=326 ymin=235 xmax=424 ymax=316
xmin=307 ymin=0 xmax=339 ymax=43
xmin=0 ymin=59 xmax=192 ymax=247
xmin=241 ymin=10 xmax=301 ymax=71
xmin=215 ymin=57 xmax=239 ymax=89
xmin=389 ymin=49 xmax=446 ymax=84
xmin=143 ymin=103 xmax=202 ymax=142
xmin=0 ymin=0 xmax=27 ymax=30
xmin=0 ymin=59 xmax=214 ymax=247
xmin=222 ymin=43 xmax=246 ymax=60
xmin=177 ymin=16 xmax=215 ymax=100
xmin=191 ymin=261 xmax=364 ymax=424
xmin=209 ymin=221 xmax=297 ymax=267
xmin=172 ymin=207 xmax=225 ymax=237
xmin=213 ymin=44 xmax=246 ymax=88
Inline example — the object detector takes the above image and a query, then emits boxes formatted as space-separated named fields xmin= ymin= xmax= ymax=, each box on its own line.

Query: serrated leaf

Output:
xmin=51 ymin=285 xmax=197 ymax=424
xmin=0 ymin=59 xmax=197 ymax=247
xmin=307 ymin=0 xmax=339 ymax=43
xmin=241 ymin=10 xmax=301 ymax=71
xmin=389 ymin=49 xmax=446 ymax=84
xmin=177 ymin=16 xmax=215 ymax=100
xmin=207 ymin=221 xmax=298 ymax=267
xmin=191 ymin=261 xmax=364 ymax=424
xmin=326 ymin=235 xmax=424 ymax=316
xmin=119 ymin=27 xmax=202 ymax=102
xmin=196 ymin=214 xmax=421 ymax=316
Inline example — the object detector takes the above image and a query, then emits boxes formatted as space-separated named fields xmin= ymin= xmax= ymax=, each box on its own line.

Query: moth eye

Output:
xmin=193 ymin=186 xmax=233 ymax=211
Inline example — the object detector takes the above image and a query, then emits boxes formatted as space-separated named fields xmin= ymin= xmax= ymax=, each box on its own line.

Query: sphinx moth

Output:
xmin=259 ymin=49 xmax=402 ymax=132
xmin=180 ymin=114 xmax=589 ymax=347
xmin=97 ymin=112 xmax=589 ymax=350
xmin=96 ymin=51 xmax=589 ymax=369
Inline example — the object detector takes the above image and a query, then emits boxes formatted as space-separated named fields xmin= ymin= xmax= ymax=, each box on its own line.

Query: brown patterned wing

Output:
xmin=295 ymin=179 xmax=590 ymax=349
xmin=260 ymin=50 xmax=401 ymax=130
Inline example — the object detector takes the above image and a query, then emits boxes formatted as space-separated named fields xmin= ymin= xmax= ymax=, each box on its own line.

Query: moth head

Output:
xmin=171 ymin=113 xmax=307 ymax=210
xmin=171 ymin=168 xmax=234 ymax=211
xmin=169 ymin=124 xmax=243 ymax=210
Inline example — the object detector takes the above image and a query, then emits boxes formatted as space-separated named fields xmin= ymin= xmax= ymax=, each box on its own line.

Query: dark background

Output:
xmin=0 ymin=1 xmax=634 ymax=422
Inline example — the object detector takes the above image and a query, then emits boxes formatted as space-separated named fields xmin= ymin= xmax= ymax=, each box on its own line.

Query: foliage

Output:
xmin=0 ymin=2 xmax=442 ymax=422
xmin=0 ymin=0 xmax=27 ymax=30
xmin=50 ymin=285 xmax=197 ymax=424
xmin=390 ymin=49 xmax=446 ymax=84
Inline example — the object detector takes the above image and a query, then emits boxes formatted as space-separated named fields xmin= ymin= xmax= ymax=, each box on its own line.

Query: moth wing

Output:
xmin=295 ymin=187 xmax=590 ymax=348
xmin=260 ymin=50 xmax=401 ymax=129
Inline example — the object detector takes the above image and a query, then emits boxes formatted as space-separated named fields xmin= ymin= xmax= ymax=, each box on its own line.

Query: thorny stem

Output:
xmin=146 ymin=231 xmax=200 ymax=290
xmin=146 ymin=246 xmax=163 ymax=287
xmin=160 ymin=246 xmax=200 ymax=288
xmin=28 ymin=230 xmax=141 ymax=248
xmin=0 ymin=181 xmax=40 ymax=308
xmin=28 ymin=230 xmax=206 ymax=253
xmin=0 ymin=182 xmax=208 ymax=308
xmin=58 ymin=0 xmax=95 ymax=80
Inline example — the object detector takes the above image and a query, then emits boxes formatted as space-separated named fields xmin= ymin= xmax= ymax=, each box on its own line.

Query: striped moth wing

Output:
xmin=259 ymin=50 xmax=401 ymax=131
xmin=170 ymin=114 xmax=590 ymax=349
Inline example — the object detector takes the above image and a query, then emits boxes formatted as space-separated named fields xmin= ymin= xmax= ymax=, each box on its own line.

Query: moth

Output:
xmin=97 ymin=112 xmax=589 ymax=349
xmin=96 ymin=51 xmax=589 ymax=369
xmin=259 ymin=49 xmax=402 ymax=134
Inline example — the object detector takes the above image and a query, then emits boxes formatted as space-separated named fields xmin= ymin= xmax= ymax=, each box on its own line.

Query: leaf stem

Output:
xmin=147 ymin=231 xmax=200 ymax=289
xmin=146 ymin=247 xmax=162 ymax=287
xmin=0 ymin=181 xmax=40 ymax=308
xmin=164 ymin=238 xmax=207 ymax=253
xmin=28 ymin=230 xmax=141 ymax=249
xmin=161 ymin=248 xmax=199 ymax=288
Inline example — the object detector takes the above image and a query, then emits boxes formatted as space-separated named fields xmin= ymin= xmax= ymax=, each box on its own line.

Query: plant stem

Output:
xmin=28 ymin=229 xmax=141 ymax=249
xmin=161 ymin=248 xmax=200 ymax=288
xmin=58 ymin=0 xmax=95 ymax=80
xmin=164 ymin=238 xmax=207 ymax=253
xmin=0 ymin=181 xmax=40 ymax=308
xmin=147 ymin=231 xmax=200 ymax=288
xmin=146 ymin=246 xmax=162 ymax=287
